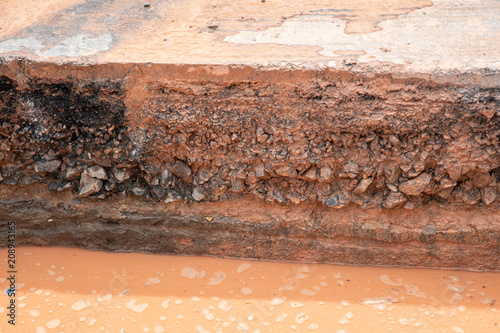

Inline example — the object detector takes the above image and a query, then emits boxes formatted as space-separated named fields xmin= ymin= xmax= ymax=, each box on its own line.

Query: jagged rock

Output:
xmin=481 ymin=187 xmax=497 ymax=205
xmin=302 ymin=167 xmax=317 ymax=181
xmin=456 ymin=188 xmax=481 ymax=205
xmin=324 ymin=189 xmax=351 ymax=208
xmin=447 ymin=165 xmax=463 ymax=182
xmin=158 ymin=168 xmax=172 ymax=187
xmin=192 ymin=186 xmax=204 ymax=201
xmin=78 ymin=174 xmax=103 ymax=197
xmin=170 ymin=161 xmax=192 ymax=181
xmin=62 ymin=165 xmax=84 ymax=180
xmin=386 ymin=182 xmax=398 ymax=192
xmin=34 ymin=160 xmax=61 ymax=173
xmin=212 ymin=184 xmax=229 ymax=196
xmin=362 ymin=192 xmax=384 ymax=210
xmin=113 ymin=168 xmax=133 ymax=183
xmin=269 ymin=188 xmax=285 ymax=203
xmin=286 ymin=190 xmax=302 ymax=204
xmin=151 ymin=185 xmax=166 ymax=200
xmin=437 ymin=177 xmax=456 ymax=191
xmin=255 ymin=164 xmax=268 ymax=179
xmin=399 ymin=173 xmax=432 ymax=196
xmin=403 ymin=201 xmax=415 ymax=209
xmin=231 ymin=179 xmax=244 ymax=193
xmin=84 ymin=165 xmax=108 ymax=180
xmin=164 ymin=189 xmax=183 ymax=204
xmin=319 ymin=166 xmax=333 ymax=181
xmin=132 ymin=186 xmax=146 ymax=196
xmin=20 ymin=176 xmax=36 ymax=186
xmin=343 ymin=161 xmax=359 ymax=178
xmin=471 ymin=172 xmax=492 ymax=189
xmin=48 ymin=181 xmax=64 ymax=192
xmin=384 ymin=164 xmax=401 ymax=183
xmin=316 ymin=183 xmax=332 ymax=198
xmin=275 ymin=166 xmax=297 ymax=178
xmin=437 ymin=187 xmax=454 ymax=199
xmin=197 ymin=169 xmax=214 ymax=184
xmin=383 ymin=191 xmax=407 ymax=209
xmin=104 ymin=181 xmax=116 ymax=191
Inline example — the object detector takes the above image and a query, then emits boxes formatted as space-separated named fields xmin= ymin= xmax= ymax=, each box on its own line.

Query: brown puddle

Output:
xmin=1 ymin=247 xmax=499 ymax=332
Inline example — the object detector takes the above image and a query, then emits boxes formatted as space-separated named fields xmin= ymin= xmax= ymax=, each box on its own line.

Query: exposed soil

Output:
xmin=0 ymin=60 xmax=499 ymax=269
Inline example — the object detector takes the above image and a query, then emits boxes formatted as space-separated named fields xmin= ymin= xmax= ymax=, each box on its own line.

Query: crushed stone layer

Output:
xmin=0 ymin=61 xmax=499 ymax=210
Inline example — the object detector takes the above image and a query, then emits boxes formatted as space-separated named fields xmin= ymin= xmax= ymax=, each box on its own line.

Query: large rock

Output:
xmin=78 ymin=174 xmax=103 ymax=197
xmin=399 ymin=173 xmax=432 ymax=196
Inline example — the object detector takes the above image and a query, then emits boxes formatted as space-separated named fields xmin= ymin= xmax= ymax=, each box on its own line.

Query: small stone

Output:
xmin=78 ymin=174 xmax=103 ymax=197
xmin=4 ymin=179 xmax=17 ymax=185
xmin=91 ymin=192 xmax=107 ymax=199
xmin=481 ymin=187 xmax=497 ymax=205
xmin=84 ymin=165 xmax=108 ymax=180
xmin=403 ymin=201 xmax=415 ymax=210
xmin=171 ymin=161 xmax=192 ymax=181
xmin=344 ymin=161 xmax=359 ymax=178
xmin=384 ymin=164 xmax=401 ymax=183
xmin=132 ymin=186 xmax=145 ymax=196
xmin=113 ymin=168 xmax=133 ymax=183
xmin=197 ymin=169 xmax=213 ymax=184
xmin=438 ymin=177 xmax=456 ymax=191
xmin=276 ymin=166 xmax=297 ymax=178
xmin=361 ymin=192 xmax=384 ymax=210
xmin=398 ymin=173 xmax=432 ymax=196
xmin=0 ymin=173 xmax=3 ymax=181
xmin=62 ymin=165 xmax=84 ymax=180
xmin=271 ymin=188 xmax=284 ymax=203
xmin=231 ymin=179 xmax=244 ymax=193
xmin=151 ymin=185 xmax=166 ymax=199
xmin=437 ymin=187 xmax=454 ymax=199
xmin=287 ymin=192 xmax=302 ymax=204
xmin=34 ymin=160 xmax=61 ymax=173
xmin=302 ymin=167 xmax=317 ymax=181
xmin=255 ymin=164 xmax=266 ymax=178
xmin=104 ymin=181 xmax=116 ymax=191
xmin=19 ymin=176 xmax=36 ymax=186
xmin=159 ymin=168 xmax=172 ymax=186
xmin=319 ymin=166 xmax=333 ymax=181
xmin=164 ymin=190 xmax=183 ymax=204
xmin=192 ymin=186 xmax=204 ymax=201
xmin=212 ymin=184 xmax=228 ymax=196
xmin=386 ymin=182 xmax=398 ymax=192
xmin=447 ymin=165 xmax=463 ymax=182
xmin=143 ymin=2 xmax=150 ymax=7
xmin=353 ymin=177 xmax=373 ymax=194
xmin=456 ymin=188 xmax=481 ymax=205
xmin=324 ymin=190 xmax=351 ymax=208
xmin=383 ymin=191 xmax=407 ymax=209
xmin=471 ymin=172 xmax=491 ymax=189
xmin=48 ymin=181 xmax=64 ymax=192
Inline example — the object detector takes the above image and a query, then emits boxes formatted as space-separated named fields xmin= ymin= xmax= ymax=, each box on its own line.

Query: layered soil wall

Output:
xmin=0 ymin=60 xmax=499 ymax=270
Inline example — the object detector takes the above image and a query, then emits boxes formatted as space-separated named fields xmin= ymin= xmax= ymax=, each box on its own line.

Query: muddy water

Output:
xmin=1 ymin=247 xmax=499 ymax=332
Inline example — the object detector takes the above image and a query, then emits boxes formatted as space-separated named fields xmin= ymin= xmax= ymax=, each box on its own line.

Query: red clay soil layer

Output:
xmin=0 ymin=60 xmax=499 ymax=270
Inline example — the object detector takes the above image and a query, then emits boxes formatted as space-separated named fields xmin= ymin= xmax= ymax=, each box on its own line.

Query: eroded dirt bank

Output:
xmin=0 ymin=60 xmax=499 ymax=270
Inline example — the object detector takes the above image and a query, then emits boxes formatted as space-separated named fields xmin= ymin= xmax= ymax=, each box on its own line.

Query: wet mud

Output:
xmin=1 ymin=246 xmax=499 ymax=332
